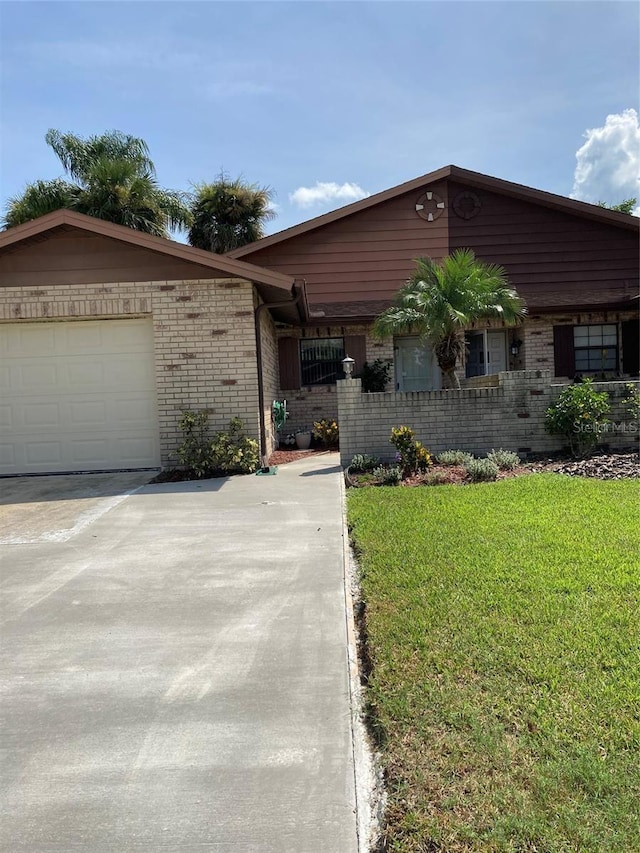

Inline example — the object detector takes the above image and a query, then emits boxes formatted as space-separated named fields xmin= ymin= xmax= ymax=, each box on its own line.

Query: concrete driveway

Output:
xmin=0 ymin=456 xmax=358 ymax=852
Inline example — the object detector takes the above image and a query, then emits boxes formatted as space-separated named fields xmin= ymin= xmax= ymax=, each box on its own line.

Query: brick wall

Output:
xmin=337 ymin=371 xmax=639 ymax=466
xmin=257 ymin=300 xmax=279 ymax=455
xmin=0 ymin=278 xmax=260 ymax=466
xmin=275 ymin=324 xmax=393 ymax=435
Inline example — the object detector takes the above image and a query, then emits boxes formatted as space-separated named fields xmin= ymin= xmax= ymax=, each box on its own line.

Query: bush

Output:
xmin=176 ymin=410 xmax=213 ymax=478
xmin=544 ymin=379 xmax=610 ymax=458
xmin=437 ymin=449 xmax=474 ymax=466
xmin=390 ymin=425 xmax=432 ymax=477
xmin=422 ymin=470 xmax=450 ymax=486
xmin=176 ymin=412 xmax=258 ymax=477
xmin=313 ymin=419 xmax=339 ymax=448
xmin=361 ymin=358 xmax=392 ymax=393
xmin=373 ymin=465 xmax=402 ymax=485
xmin=350 ymin=453 xmax=381 ymax=473
xmin=465 ymin=458 xmax=499 ymax=482
xmin=487 ymin=448 xmax=521 ymax=470
xmin=211 ymin=417 xmax=259 ymax=474
xmin=622 ymin=383 xmax=640 ymax=420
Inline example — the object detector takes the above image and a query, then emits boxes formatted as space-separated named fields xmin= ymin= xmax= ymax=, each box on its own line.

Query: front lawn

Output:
xmin=348 ymin=474 xmax=640 ymax=852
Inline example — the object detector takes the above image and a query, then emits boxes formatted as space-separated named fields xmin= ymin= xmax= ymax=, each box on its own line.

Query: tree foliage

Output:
xmin=188 ymin=172 xmax=276 ymax=254
xmin=3 ymin=130 xmax=191 ymax=236
xmin=597 ymin=198 xmax=637 ymax=215
xmin=374 ymin=249 xmax=526 ymax=389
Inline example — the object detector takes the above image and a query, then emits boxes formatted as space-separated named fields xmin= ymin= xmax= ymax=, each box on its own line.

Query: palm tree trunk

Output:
xmin=441 ymin=367 xmax=461 ymax=390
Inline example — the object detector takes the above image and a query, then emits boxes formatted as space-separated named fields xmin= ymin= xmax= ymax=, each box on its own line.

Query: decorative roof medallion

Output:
xmin=415 ymin=191 xmax=445 ymax=222
xmin=452 ymin=190 xmax=482 ymax=220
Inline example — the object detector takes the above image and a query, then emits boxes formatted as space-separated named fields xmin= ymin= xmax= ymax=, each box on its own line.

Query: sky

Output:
xmin=1 ymin=0 xmax=639 ymax=238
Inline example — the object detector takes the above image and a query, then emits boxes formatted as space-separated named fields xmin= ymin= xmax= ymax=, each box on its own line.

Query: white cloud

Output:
xmin=571 ymin=109 xmax=640 ymax=214
xmin=289 ymin=181 xmax=370 ymax=209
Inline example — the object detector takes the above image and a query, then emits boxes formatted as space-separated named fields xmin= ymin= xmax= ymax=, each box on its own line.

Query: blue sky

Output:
xmin=1 ymin=1 xmax=639 ymax=236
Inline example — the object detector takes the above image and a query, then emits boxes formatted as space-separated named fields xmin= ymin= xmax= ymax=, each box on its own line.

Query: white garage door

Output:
xmin=0 ymin=319 xmax=161 ymax=475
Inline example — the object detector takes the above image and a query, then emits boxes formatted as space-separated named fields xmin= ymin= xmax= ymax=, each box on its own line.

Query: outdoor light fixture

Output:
xmin=510 ymin=339 xmax=522 ymax=356
xmin=342 ymin=355 xmax=355 ymax=378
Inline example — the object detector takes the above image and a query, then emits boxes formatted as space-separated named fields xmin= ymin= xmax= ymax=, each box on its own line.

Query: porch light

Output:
xmin=342 ymin=355 xmax=355 ymax=378
xmin=510 ymin=339 xmax=522 ymax=356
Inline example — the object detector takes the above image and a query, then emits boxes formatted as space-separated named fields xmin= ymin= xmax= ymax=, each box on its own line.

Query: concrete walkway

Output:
xmin=0 ymin=454 xmax=358 ymax=852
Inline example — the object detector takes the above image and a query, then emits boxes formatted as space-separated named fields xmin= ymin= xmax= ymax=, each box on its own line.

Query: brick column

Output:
xmin=337 ymin=378 xmax=362 ymax=466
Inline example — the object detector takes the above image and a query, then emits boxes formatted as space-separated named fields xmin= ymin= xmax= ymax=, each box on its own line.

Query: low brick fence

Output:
xmin=336 ymin=370 xmax=639 ymax=466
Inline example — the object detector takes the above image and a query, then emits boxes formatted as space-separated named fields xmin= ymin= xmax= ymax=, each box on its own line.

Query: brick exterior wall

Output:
xmin=0 ymin=278 xmax=261 ymax=466
xmin=515 ymin=310 xmax=638 ymax=378
xmin=275 ymin=324 xmax=394 ymax=436
xmin=257 ymin=300 xmax=279 ymax=455
xmin=337 ymin=371 xmax=639 ymax=466
xmin=278 ymin=310 xmax=638 ymax=441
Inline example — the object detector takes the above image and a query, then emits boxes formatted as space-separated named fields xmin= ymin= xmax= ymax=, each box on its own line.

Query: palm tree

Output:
xmin=188 ymin=173 xmax=276 ymax=254
xmin=3 ymin=130 xmax=191 ymax=237
xmin=374 ymin=249 xmax=526 ymax=389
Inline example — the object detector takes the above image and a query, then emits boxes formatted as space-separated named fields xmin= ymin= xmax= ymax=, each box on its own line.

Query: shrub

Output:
xmin=390 ymin=425 xmax=432 ymax=477
xmin=622 ymin=383 xmax=640 ymax=421
xmin=176 ymin=412 xmax=258 ymax=477
xmin=437 ymin=449 xmax=474 ymax=466
xmin=313 ymin=419 xmax=339 ymax=448
xmin=487 ymin=448 xmax=521 ymax=470
xmin=465 ymin=458 xmax=499 ymax=482
xmin=176 ymin=410 xmax=213 ymax=478
xmin=544 ymin=379 xmax=610 ymax=458
xmin=422 ymin=470 xmax=450 ymax=486
xmin=361 ymin=358 xmax=392 ymax=393
xmin=373 ymin=465 xmax=402 ymax=485
xmin=210 ymin=417 xmax=259 ymax=474
xmin=350 ymin=453 xmax=381 ymax=472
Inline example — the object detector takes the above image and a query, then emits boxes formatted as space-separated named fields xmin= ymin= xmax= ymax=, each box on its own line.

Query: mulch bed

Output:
xmin=348 ymin=450 xmax=640 ymax=488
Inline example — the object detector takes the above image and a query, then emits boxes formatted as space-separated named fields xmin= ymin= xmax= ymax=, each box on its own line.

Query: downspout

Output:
xmin=254 ymin=283 xmax=304 ymax=470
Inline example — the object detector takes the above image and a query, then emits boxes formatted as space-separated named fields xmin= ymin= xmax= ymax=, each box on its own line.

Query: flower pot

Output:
xmin=295 ymin=432 xmax=312 ymax=450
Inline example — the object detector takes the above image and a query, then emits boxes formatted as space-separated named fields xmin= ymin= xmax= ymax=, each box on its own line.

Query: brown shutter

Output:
xmin=344 ymin=335 xmax=367 ymax=377
xmin=553 ymin=325 xmax=575 ymax=378
xmin=278 ymin=337 xmax=301 ymax=390
xmin=621 ymin=320 xmax=639 ymax=376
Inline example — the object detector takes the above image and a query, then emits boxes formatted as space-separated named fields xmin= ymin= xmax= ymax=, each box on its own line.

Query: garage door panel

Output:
xmin=23 ymin=402 xmax=62 ymax=428
xmin=0 ymin=319 xmax=161 ymax=475
xmin=25 ymin=441 xmax=64 ymax=466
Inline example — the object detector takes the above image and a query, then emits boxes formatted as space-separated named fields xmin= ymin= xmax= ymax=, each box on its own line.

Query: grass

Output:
xmin=348 ymin=474 xmax=640 ymax=852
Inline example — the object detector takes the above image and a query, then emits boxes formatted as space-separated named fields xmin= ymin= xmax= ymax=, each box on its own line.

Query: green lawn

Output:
xmin=348 ymin=475 xmax=640 ymax=852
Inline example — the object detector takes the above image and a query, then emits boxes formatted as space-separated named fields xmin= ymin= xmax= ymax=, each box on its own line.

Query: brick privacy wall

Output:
xmin=337 ymin=371 xmax=639 ymax=466
xmin=275 ymin=324 xmax=394 ymax=435
xmin=0 ymin=278 xmax=260 ymax=466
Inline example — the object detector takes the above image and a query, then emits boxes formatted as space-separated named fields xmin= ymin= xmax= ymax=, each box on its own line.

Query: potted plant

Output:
xmin=295 ymin=428 xmax=312 ymax=450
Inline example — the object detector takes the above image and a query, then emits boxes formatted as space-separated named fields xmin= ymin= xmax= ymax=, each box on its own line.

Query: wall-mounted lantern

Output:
xmin=510 ymin=339 xmax=522 ymax=356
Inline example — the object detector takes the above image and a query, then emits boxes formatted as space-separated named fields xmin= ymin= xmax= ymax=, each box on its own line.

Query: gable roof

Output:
xmin=0 ymin=208 xmax=299 ymax=292
xmin=227 ymin=164 xmax=639 ymax=258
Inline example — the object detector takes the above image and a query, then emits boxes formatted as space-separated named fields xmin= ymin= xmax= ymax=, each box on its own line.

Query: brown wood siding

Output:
xmin=241 ymin=182 xmax=450 ymax=307
xmin=0 ymin=230 xmax=231 ymax=286
xmin=448 ymin=181 xmax=639 ymax=310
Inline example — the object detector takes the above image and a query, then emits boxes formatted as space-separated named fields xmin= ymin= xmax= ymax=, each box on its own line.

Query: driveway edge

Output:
xmin=340 ymin=470 xmax=382 ymax=852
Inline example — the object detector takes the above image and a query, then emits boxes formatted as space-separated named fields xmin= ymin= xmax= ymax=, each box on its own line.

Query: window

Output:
xmin=574 ymin=324 xmax=618 ymax=373
xmin=300 ymin=338 xmax=344 ymax=386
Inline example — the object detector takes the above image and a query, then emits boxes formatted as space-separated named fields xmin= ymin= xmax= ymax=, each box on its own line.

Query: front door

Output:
xmin=465 ymin=330 xmax=507 ymax=378
xmin=394 ymin=337 xmax=441 ymax=391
